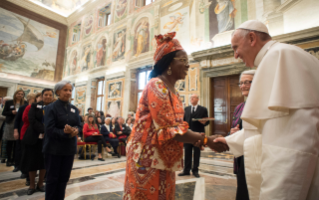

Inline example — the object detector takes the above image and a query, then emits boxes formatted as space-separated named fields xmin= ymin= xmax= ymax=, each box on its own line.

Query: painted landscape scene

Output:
xmin=0 ymin=8 xmax=59 ymax=81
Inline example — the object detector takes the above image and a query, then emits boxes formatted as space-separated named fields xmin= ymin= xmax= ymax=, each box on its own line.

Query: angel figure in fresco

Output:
xmin=163 ymin=12 xmax=185 ymax=33
xmin=214 ymin=0 xmax=237 ymax=33
xmin=116 ymin=0 xmax=127 ymax=17
xmin=109 ymin=83 xmax=121 ymax=98
xmin=81 ymin=46 xmax=91 ymax=71
xmin=134 ymin=20 xmax=149 ymax=57
xmin=96 ymin=38 xmax=107 ymax=66
xmin=113 ymin=31 xmax=125 ymax=61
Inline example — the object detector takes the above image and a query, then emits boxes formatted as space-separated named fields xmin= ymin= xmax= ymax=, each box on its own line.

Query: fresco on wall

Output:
xmin=112 ymin=28 xmax=126 ymax=62
xmin=83 ymin=15 xmax=94 ymax=37
xmin=17 ymin=85 xmax=45 ymax=96
xmin=29 ymin=0 xmax=89 ymax=17
xmin=69 ymin=50 xmax=78 ymax=75
xmin=160 ymin=7 xmax=190 ymax=51
xmin=0 ymin=8 xmax=58 ymax=81
xmin=108 ymin=81 xmax=122 ymax=99
xmin=95 ymin=37 xmax=107 ymax=67
xmin=175 ymin=80 xmax=185 ymax=92
xmin=133 ymin=17 xmax=150 ymax=57
xmin=208 ymin=0 xmax=237 ymax=44
xmin=80 ymin=43 xmax=93 ymax=72
xmin=114 ymin=0 xmax=128 ymax=22
xmin=75 ymin=86 xmax=86 ymax=104
xmin=107 ymin=100 xmax=121 ymax=118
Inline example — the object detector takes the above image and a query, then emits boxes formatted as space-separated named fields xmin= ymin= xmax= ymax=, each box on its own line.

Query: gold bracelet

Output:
xmin=203 ymin=136 xmax=208 ymax=146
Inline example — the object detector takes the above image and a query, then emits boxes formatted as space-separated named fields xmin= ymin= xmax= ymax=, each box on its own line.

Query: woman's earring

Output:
xmin=167 ymin=67 xmax=172 ymax=75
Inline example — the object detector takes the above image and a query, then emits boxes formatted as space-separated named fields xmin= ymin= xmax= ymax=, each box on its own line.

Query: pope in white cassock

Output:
xmin=214 ymin=20 xmax=319 ymax=200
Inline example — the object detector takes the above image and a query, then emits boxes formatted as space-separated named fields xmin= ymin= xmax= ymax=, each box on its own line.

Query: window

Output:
xmin=72 ymin=23 xmax=81 ymax=43
xmin=98 ymin=5 xmax=111 ymax=28
xmin=96 ymin=78 xmax=105 ymax=112
xmin=137 ymin=69 xmax=151 ymax=105
xmin=136 ymin=0 xmax=154 ymax=7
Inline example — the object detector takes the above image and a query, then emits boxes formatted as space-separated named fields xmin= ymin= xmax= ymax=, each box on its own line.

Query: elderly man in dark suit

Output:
xmin=179 ymin=94 xmax=209 ymax=178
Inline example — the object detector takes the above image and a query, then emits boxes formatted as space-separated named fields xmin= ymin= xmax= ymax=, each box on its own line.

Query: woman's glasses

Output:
xmin=238 ymin=81 xmax=252 ymax=87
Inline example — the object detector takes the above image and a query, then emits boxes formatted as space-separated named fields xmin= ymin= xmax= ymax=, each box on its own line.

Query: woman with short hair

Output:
xmin=2 ymin=89 xmax=26 ymax=167
xmin=43 ymin=81 xmax=81 ymax=200
xmin=21 ymin=89 xmax=54 ymax=195
xmin=230 ymin=70 xmax=255 ymax=200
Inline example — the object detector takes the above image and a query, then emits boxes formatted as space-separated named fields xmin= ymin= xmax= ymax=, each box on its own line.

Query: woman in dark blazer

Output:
xmin=100 ymin=117 xmax=120 ymax=158
xmin=43 ymin=81 xmax=81 ymax=200
xmin=2 ymin=89 xmax=26 ymax=167
xmin=21 ymin=89 xmax=53 ymax=195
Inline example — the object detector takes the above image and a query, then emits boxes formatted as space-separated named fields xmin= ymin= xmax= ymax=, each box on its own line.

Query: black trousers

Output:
xmin=14 ymin=139 xmax=22 ymax=168
xmin=85 ymin=136 xmax=107 ymax=153
xmin=236 ymin=156 xmax=249 ymax=200
xmin=6 ymin=140 xmax=15 ymax=162
xmin=183 ymin=143 xmax=201 ymax=173
xmin=45 ymin=154 xmax=74 ymax=200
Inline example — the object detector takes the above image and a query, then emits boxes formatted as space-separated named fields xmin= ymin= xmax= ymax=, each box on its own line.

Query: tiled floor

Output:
xmin=0 ymin=149 xmax=237 ymax=200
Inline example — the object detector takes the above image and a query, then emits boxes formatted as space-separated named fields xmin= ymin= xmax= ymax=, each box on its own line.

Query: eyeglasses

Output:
xmin=238 ymin=81 xmax=252 ymax=87
xmin=174 ymin=58 xmax=189 ymax=65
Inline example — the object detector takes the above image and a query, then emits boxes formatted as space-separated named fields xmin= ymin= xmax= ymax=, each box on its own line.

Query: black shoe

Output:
xmin=6 ymin=161 xmax=13 ymax=167
xmin=12 ymin=167 xmax=20 ymax=172
xmin=36 ymin=184 xmax=45 ymax=192
xmin=106 ymin=151 xmax=113 ymax=155
xmin=27 ymin=188 xmax=36 ymax=195
xmin=117 ymin=153 xmax=121 ymax=158
xmin=193 ymin=172 xmax=200 ymax=178
xmin=1 ymin=159 xmax=5 ymax=163
xmin=25 ymin=180 xmax=30 ymax=186
xmin=20 ymin=173 xmax=27 ymax=179
xmin=98 ymin=158 xmax=105 ymax=161
xmin=178 ymin=172 xmax=190 ymax=176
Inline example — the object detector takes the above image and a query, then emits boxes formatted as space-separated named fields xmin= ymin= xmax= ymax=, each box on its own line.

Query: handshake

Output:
xmin=194 ymin=134 xmax=229 ymax=153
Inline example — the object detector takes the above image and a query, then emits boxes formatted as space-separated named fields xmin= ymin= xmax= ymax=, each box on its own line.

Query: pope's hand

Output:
xmin=230 ymin=124 xmax=240 ymax=135
xmin=207 ymin=135 xmax=229 ymax=153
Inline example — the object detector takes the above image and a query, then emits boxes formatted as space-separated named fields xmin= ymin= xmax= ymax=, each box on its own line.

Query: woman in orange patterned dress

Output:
xmin=123 ymin=32 xmax=229 ymax=200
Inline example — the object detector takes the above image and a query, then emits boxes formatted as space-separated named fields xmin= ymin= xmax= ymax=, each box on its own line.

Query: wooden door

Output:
xmin=0 ymin=87 xmax=7 ymax=98
xmin=211 ymin=75 xmax=244 ymax=136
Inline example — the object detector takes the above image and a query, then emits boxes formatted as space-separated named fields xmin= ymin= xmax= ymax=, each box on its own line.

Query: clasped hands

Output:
xmin=64 ymin=124 xmax=78 ymax=138
xmin=194 ymin=133 xmax=228 ymax=153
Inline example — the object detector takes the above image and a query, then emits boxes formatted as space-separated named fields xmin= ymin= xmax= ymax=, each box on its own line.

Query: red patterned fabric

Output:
xmin=123 ymin=78 xmax=189 ymax=200
xmin=153 ymin=32 xmax=184 ymax=63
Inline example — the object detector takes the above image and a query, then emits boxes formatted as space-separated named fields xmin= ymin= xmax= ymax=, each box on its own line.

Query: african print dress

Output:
xmin=123 ymin=78 xmax=189 ymax=200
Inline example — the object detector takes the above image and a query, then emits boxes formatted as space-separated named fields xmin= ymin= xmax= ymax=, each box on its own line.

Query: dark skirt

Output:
xmin=20 ymin=139 xmax=45 ymax=172
xmin=236 ymin=156 xmax=249 ymax=200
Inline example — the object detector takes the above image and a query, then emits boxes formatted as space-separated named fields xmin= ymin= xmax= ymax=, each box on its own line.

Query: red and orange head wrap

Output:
xmin=153 ymin=32 xmax=184 ymax=63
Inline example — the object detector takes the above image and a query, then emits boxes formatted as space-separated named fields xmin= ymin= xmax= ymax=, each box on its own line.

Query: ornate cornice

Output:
xmin=6 ymin=0 xmax=68 ymax=25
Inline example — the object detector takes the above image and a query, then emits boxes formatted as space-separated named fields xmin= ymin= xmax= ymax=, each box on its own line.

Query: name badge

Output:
xmin=10 ymin=105 xmax=14 ymax=109
xmin=37 ymin=105 xmax=42 ymax=109
xmin=71 ymin=108 xmax=75 ymax=113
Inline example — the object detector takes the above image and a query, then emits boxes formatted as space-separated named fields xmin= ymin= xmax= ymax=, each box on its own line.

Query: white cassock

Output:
xmin=226 ymin=40 xmax=319 ymax=200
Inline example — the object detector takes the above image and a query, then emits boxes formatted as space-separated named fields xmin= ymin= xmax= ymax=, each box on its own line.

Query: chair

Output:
xmin=76 ymin=133 xmax=87 ymax=159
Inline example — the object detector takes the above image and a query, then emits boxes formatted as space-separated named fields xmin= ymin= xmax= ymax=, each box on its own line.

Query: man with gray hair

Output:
xmin=215 ymin=20 xmax=319 ymax=199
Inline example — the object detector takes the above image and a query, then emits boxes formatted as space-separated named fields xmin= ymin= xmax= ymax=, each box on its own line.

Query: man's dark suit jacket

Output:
xmin=184 ymin=105 xmax=209 ymax=132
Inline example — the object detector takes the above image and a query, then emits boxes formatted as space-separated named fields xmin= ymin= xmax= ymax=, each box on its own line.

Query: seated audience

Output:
xmin=100 ymin=118 xmax=120 ymax=158
xmin=126 ymin=117 xmax=135 ymax=130
xmin=83 ymin=115 xmax=112 ymax=161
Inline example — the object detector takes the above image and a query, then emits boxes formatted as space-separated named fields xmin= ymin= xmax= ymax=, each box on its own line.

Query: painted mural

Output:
xmin=80 ymin=43 xmax=93 ymax=72
xmin=29 ymin=0 xmax=89 ymax=16
xmin=75 ymin=86 xmax=86 ymax=104
xmin=83 ymin=14 xmax=94 ymax=37
xmin=208 ymin=0 xmax=237 ymax=45
xmin=108 ymin=81 xmax=122 ymax=99
xmin=114 ymin=0 xmax=128 ymax=22
xmin=95 ymin=37 xmax=107 ymax=67
xmin=133 ymin=17 xmax=150 ymax=57
xmin=112 ymin=28 xmax=126 ymax=62
xmin=0 ymin=8 xmax=58 ymax=81
xmin=17 ymin=84 xmax=46 ymax=96
xmin=105 ymin=78 xmax=124 ymax=117
xmin=69 ymin=50 xmax=78 ymax=75
xmin=160 ymin=6 xmax=190 ymax=51
xmin=107 ymin=100 xmax=121 ymax=118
